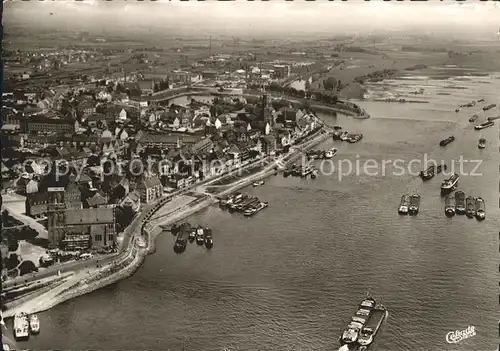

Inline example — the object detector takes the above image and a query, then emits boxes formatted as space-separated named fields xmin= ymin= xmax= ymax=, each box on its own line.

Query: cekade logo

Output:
xmin=446 ymin=326 xmax=476 ymax=344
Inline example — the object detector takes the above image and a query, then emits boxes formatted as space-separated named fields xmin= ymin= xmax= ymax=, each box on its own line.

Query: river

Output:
xmin=18 ymin=69 xmax=498 ymax=351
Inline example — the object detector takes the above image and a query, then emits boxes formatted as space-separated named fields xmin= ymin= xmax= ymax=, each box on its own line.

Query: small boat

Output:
xmin=420 ymin=164 xmax=446 ymax=181
xmin=445 ymin=194 xmax=455 ymax=217
xmin=478 ymin=98 xmax=485 ymax=103
xmin=29 ymin=314 xmax=40 ymax=334
xmin=465 ymin=196 xmax=476 ymax=218
xmin=204 ymin=227 xmax=213 ymax=249
xmin=333 ymin=125 xmax=342 ymax=130
xmin=311 ymin=169 xmax=319 ymax=179
xmin=332 ymin=131 xmax=343 ymax=140
xmin=398 ymin=194 xmax=410 ymax=215
xmin=475 ymin=197 xmax=485 ymax=220
xmin=253 ymin=180 xmax=265 ymax=187
xmin=439 ymin=136 xmax=455 ymax=147
xmin=13 ymin=313 xmax=29 ymax=341
xmin=455 ymin=108 xmax=460 ymax=113
xmin=196 ymin=226 xmax=205 ymax=245
xmin=455 ymin=191 xmax=466 ymax=215
xmin=408 ymin=194 xmax=420 ymax=215
xmin=483 ymin=103 xmax=496 ymax=111
xmin=441 ymin=173 xmax=459 ymax=194
xmin=347 ymin=133 xmax=363 ymax=143
xmin=469 ymin=114 xmax=479 ymax=122
xmin=475 ymin=121 xmax=495 ymax=130
xmin=283 ymin=169 xmax=291 ymax=177
xmin=478 ymin=138 xmax=486 ymax=149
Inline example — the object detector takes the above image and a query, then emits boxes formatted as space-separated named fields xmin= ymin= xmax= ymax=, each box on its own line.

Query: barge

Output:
xmin=465 ymin=196 xmax=476 ymax=218
xmin=408 ymin=194 xmax=420 ymax=215
xmin=244 ymin=201 xmax=268 ymax=217
xmin=487 ymin=116 xmax=500 ymax=122
xmin=445 ymin=194 xmax=456 ymax=217
xmin=420 ymin=164 xmax=446 ymax=181
xmin=174 ymin=223 xmax=191 ymax=254
xmin=13 ymin=312 xmax=29 ymax=341
xmin=474 ymin=121 xmax=494 ymax=130
xmin=196 ymin=225 xmax=205 ymax=245
xmin=455 ymin=191 xmax=466 ymax=215
xmin=204 ymin=227 xmax=213 ymax=249
xmin=475 ymin=197 xmax=485 ymax=220
xmin=483 ymin=103 xmax=496 ymax=111
xmin=441 ymin=173 xmax=459 ymax=195
xmin=439 ymin=136 xmax=455 ymax=147
xmin=29 ymin=314 xmax=40 ymax=335
xmin=398 ymin=194 xmax=410 ymax=215
xmin=357 ymin=304 xmax=388 ymax=348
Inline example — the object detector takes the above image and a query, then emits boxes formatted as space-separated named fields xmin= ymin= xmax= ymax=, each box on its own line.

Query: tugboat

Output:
xmin=196 ymin=226 xmax=205 ymax=245
xmin=465 ymin=196 xmax=476 ymax=218
xmin=441 ymin=173 xmax=459 ymax=195
xmin=469 ymin=114 xmax=479 ymax=123
xmin=478 ymin=138 xmax=486 ymax=149
xmin=13 ymin=312 xmax=29 ymax=341
xmin=445 ymin=194 xmax=456 ymax=217
xmin=29 ymin=314 xmax=40 ymax=335
xmin=408 ymin=194 xmax=421 ymax=215
xmin=204 ymin=227 xmax=213 ymax=249
xmin=420 ymin=164 xmax=446 ymax=181
xmin=357 ymin=303 xmax=389 ymax=348
xmin=398 ymin=194 xmax=410 ymax=215
xmin=439 ymin=136 xmax=455 ymax=147
xmin=244 ymin=201 xmax=268 ymax=216
xmin=475 ymin=197 xmax=485 ymax=220
xmin=455 ymin=191 xmax=466 ymax=215
xmin=474 ymin=121 xmax=494 ymax=130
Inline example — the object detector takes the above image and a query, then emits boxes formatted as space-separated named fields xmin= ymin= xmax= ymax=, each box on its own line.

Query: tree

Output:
xmin=6 ymin=254 xmax=19 ymax=270
xmin=19 ymin=261 xmax=38 ymax=276
xmin=323 ymin=77 xmax=338 ymax=90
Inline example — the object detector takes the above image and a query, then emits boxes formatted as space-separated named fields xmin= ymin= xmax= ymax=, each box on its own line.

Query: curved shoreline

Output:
xmin=3 ymin=128 xmax=334 ymax=317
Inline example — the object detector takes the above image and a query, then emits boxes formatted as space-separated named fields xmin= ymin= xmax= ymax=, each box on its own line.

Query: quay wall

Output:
xmin=4 ymin=279 xmax=68 ymax=310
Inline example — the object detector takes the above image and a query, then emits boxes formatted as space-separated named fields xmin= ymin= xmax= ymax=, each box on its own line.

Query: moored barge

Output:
xmin=465 ymin=196 xmax=476 ymax=218
xmin=204 ymin=227 xmax=213 ymax=249
xmin=445 ymin=194 xmax=456 ymax=217
xmin=455 ymin=191 xmax=466 ymax=215
xmin=174 ymin=223 xmax=191 ymax=254
xmin=398 ymin=194 xmax=410 ymax=215
xmin=475 ymin=197 xmax=485 ymax=220
xmin=408 ymin=194 xmax=420 ymax=215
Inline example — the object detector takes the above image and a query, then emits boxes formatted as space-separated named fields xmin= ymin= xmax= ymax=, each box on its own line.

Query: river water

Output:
xmin=19 ymin=70 xmax=499 ymax=351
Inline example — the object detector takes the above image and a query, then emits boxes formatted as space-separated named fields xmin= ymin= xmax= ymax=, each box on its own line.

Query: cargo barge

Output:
xmin=244 ymin=201 xmax=268 ymax=217
xmin=196 ymin=225 xmax=205 ymax=245
xmin=339 ymin=295 xmax=388 ymax=349
xmin=439 ymin=136 xmax=455 ymax=147
xmin=455 ymin=191 xmax=466 ymax=215
xmin=474 ymin=121 xmax=494 ymax=130
xmin=398 ymin=194 xmax=410 ymax=215
xmin=465 ymin=196 xmax=476 ymax=218
xmin=420 ymin=164 xmax=446 ymax=181
xmin=475 ymin=197 xmax=485 ymax=220
xmin=174 ymin=223 xmax=191 ymax=253
xmin=204 ymin=227 xmax=213 ymax=249
xmin=408 ymin=194 xmax=420 ymax=215
xmin=482 ymin=103 xmax=496 ymax=111
xmin=445 ymin=194 xmax=455 ymax=217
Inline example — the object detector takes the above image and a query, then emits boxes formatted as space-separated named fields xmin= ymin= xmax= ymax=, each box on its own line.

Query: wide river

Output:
xmin=20 ymin=68 xmax=499 ymax=351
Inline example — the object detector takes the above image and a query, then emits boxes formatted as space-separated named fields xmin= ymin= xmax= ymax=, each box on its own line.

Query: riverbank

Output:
xmin=2 ymin=127 xmax=333 ymax=317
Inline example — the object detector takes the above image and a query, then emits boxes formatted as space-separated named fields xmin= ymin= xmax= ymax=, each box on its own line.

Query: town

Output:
xmin=1 ymin=40 xmax=369 ymax=317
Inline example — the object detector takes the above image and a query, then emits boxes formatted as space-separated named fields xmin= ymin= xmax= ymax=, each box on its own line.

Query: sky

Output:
xmin=4 ymin=1 xmax=500 ymax=37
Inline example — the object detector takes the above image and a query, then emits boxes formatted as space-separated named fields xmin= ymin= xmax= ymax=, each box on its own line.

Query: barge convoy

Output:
xmin=172 ymin=223 xmax=214 ymax=253
xmin=419 ymin=164 xmax=446 ymax=181
xmin=339 ymin=296 xmax=388 ymax=349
